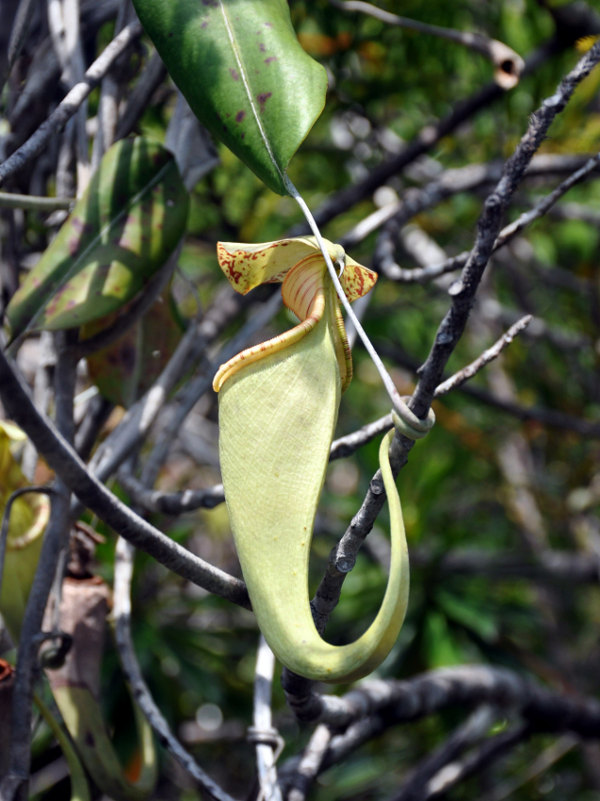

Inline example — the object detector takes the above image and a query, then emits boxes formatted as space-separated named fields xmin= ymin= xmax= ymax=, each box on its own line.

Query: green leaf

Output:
xmin=84 ymin=289 xmax=183 ymax=409
xmin=5 ymin=137 xmax=189 ymax=339
xmin=131 ymin=0 xmax=327 ymax=195
xmin=422 ymin=611 xmax=464 ymax=668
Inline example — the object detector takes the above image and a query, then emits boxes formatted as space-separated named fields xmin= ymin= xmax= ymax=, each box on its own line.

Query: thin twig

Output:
xmin=250 ymin=636 xmax=283 ymax=801
xmin=331 ymin=0 xmax=524 ymax=88
xmin=434 ymin=315 xmax=533 ymax=395
xmin=287 ymin=663 xmax=600 ymax=731
xmin=0 ymin=20 xmax=142 ymax=186
xmin=420 ymin=724 xmax=531 ymax=801
xmin=494 ymin=150 xmax=600 ymax=245
xmin=378 ymin=151 xmax=600 ymax=284
xmin=389 ymin=706 xmax=497 ymax=801
xmin=116 ymin=475 xmax=225 ymax=515
xmin=6 ymin=0 xmax=38 ymax=77
xmin=342 ymin=153 xmax=595 ymax=256
xmin=485 ymin=734 xmax=578 ymax=801
xmin=303 ymin=37 xmax=567 ymax=231
xmin=112 ymin=538 xmax=239 ymax=801
xmin=414 ymin=547 xmax=600 ymax=584
xmin=285 ymin=725 xmax=332 ymax=801
xmin=0 ymin=192 xmax=74 ymax=211
xmin=375 ymin=339 xmax=600 ymax=438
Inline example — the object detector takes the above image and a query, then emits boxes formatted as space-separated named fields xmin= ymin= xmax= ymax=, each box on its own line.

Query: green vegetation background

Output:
xmin=21 ymin=1 xmax=600 ymax=798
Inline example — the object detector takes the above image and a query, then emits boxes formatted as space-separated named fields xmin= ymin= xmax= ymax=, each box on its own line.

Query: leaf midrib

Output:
xmin=218 ymin=1 xmax=284 ymax=184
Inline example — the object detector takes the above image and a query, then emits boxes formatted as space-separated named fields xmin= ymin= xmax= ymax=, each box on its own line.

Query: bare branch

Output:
xmin=284 ymin=725 xmax=332 ymax=801
xmin=285 ymin=664 xmax=600 ymax=733
xmin=302 ymin=36 xmax=575 ymax=232
xmin=485 ymin=734 xmax=578 ymax=801
xmin=330 ymin=0 xmax=524 ymax=88
xmin=434 ymin=315 xmax=533 ymax=396
xmin=0 ymin=20 xmax=142 ymax=186
xmin=113 ymin=538 xmax=238 ymax=801
xmin=250 ymin=636 xmax=283 ymax=801
xmin=417 ymin=724 xmax=531 ymax=801
xmin=376 ymin=151 xmax=600 ymax=284
xmin=414 ymin=547 xmax=600 ymax=584
xmin=343 ymin=153 xmax=597 ymax=258
xmin=387 ymin=706 xmax=498 ymax=801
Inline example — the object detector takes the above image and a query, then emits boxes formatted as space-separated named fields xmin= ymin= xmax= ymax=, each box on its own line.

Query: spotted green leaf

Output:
xmin=131 ymin=0 xmax=327 ymax=195
xmin=5 ymin=137 xmax=189 ymax=340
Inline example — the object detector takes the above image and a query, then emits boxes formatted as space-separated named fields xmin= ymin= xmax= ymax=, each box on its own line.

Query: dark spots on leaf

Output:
xmin=264 ymin=22 xmax=273 ymax=28
xmin=264 ymin=57 xmax=277 ymax=64
xmin=118 ymin=343 xmax=136 ymax=371
xmin=68 ymin=238 xmax=80 ymax=257
xmin=201 ymin=0 xmax=218 ymax=6
xmin=240 ymin=133 xmax=245 ymax=139
xmin=167 ymin=31 xmax=174 ymax=38
xmin=256 ymin=92 xmax=272 ymax=112
xmin=259 ymin=42 xmax=266 ymax=52
xmin=201 ymin=20 xmax=208 ymax=28
xmin=230 ymin=68 xmax=239 ymax=81
xmin=85 ymin=731 xmax=95 ymax=747
xmin=235 ymin=110 xmax=245 ymax=123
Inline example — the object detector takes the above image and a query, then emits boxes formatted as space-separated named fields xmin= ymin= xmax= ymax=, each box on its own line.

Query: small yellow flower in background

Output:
xmin=212 ymin=236 xmax=377 ymax=392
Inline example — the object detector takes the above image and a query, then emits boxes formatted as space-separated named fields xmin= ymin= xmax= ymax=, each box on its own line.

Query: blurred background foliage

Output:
xmin=2 ymin=0 xmax=600 ymax=798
